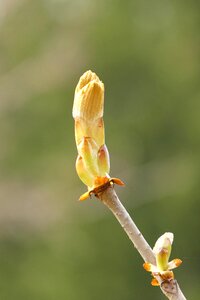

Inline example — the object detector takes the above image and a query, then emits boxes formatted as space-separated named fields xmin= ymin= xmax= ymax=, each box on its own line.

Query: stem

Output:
xmin=161 ymin=280 xmax=187 ymax=300
xmin=100 ymin=185 xmax=155 ymax=264
xmin=98 ymin=186 xmax=187 ymax=300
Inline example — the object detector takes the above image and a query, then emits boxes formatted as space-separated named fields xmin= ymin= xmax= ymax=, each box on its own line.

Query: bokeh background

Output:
xmin=0 ymin=0 xmax=199 ymax=299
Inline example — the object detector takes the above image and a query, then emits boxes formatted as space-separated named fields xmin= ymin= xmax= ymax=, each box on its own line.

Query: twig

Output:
xmin=98 ymin=185 xmax=187 ymax=300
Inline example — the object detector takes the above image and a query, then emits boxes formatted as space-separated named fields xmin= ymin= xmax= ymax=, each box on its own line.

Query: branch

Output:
xmin=73 ymin=70 xmax=186 ymax=299
xmin=98 ymin=186 xmax=187 ymax=300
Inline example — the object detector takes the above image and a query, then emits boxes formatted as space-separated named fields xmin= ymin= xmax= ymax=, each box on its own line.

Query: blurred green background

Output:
xmin=0 ymin=0 xmax=199 ymax=299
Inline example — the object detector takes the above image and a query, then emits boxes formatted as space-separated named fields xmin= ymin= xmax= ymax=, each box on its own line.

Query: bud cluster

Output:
xmin=73 ymin=70 xmax=123 ymax=200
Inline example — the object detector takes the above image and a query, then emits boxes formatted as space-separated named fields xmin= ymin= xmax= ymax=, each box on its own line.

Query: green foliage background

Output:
xmin=0 ymin=0 xmax=199 ymax=299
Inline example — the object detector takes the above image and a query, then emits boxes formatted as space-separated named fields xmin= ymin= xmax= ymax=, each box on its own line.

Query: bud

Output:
xmin=78 ymin=137 xmax=99 ymax=177
xmin=153 ymin=232 xmax=173 ymax=271
xmin=73 ymin=70 xmax=104 ymax=122
xmin=143 ymin=232 xmax=182 ymax=286
xmin=97 ymin=144 xmax=110 ymax=176
xmin=73 ymin=70 xmax=124 ymax=201
xmin=75 ymin=155 xmax=93 ymax=188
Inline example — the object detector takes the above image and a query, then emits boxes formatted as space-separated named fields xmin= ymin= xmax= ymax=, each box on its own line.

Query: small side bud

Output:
xmin=143 ymin=232 xmax=182 ymax=287
xmin=97 ymin=144 xmax=110 ymax=176
xmin=153 ymin=232 xmax=173 ymax=271
xmin=78 ymin=137 xmax=99 ymax=177
xmin=76 ymin=155 xmax=93 ymax=188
